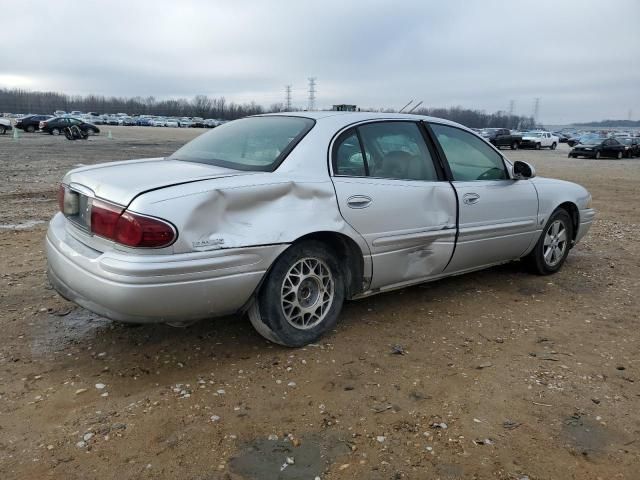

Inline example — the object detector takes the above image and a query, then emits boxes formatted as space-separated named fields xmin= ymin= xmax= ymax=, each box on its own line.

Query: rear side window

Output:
xmin=333 ymin=122 xmax=439 ymax=182
xmin=431 ymin=124 xmax=507 ymax=181
xmin=171 ymin=116 xmax=315 ymax=171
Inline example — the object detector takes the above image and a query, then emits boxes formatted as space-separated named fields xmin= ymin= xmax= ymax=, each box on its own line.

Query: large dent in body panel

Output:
xmin=134 ymin=178 xmax=349 ymax=253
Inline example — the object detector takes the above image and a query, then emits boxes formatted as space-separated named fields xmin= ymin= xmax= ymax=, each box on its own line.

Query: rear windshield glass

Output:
xmin=171 ymin=116 xmax=315 ymax=171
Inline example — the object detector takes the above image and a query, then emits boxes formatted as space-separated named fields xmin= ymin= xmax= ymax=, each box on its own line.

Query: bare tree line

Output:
xmin=0 ymin=87 xmax=535 ymax=128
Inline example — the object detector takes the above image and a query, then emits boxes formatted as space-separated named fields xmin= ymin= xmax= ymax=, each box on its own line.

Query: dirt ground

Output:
xmin=1 ymin=126 xmax=638 ymax=480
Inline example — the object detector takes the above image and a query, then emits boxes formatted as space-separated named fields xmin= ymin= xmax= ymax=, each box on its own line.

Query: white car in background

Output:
xmin=179 ymin=118 xmax=193 ymax=128
xmin=165 ymin=118 xmax=180 ymax=128
xmin=152 ymin=118 xmax=167 ymax=127
xmin=521 ymin=131 xmax=559 ymax=150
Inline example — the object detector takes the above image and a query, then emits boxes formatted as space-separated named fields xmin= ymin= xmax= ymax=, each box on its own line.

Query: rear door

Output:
xmin=428 ymin=122 xmax=539 ymax=273
xmin=331 ymin=121 xmax=457 ymax=290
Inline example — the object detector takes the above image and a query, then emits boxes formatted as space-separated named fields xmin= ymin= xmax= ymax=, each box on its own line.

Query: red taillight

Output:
xmin=90 ymin=199 xmax=175 ymax=248
xmin=91 ymin=200 xmax=123 ymax=239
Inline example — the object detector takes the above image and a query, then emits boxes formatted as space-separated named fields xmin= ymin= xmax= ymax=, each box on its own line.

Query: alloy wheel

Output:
xmin=280 ymin=257 xmax=334 ymax=330
xmin=543 ymin=220 xmax=568 ymax=267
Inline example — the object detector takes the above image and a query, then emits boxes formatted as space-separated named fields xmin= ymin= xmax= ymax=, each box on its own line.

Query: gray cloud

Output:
xmin=1 ymin=0 xmax=638 ymax=123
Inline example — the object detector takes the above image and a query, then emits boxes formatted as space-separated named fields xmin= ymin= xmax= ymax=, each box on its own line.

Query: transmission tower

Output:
xmin=307 ymin=77 xmax=317 ymax=111
xmin=533 ymin=97 xmax=540 ymax=124
xmin=284 ymin=85 xmax=292 ymax=111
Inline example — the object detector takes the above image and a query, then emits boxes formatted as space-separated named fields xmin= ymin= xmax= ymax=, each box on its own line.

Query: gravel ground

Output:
xmin=0 ymin=126 xmax=639 ymax=480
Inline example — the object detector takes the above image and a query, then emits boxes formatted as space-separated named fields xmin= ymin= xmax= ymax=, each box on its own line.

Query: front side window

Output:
xmin=333 ymin=122 xmax=439 ymax=181
xmin=171 ymin=116 xmax=314 ymax=171
xmin=431 ymin=123 xmax=507 ymax=181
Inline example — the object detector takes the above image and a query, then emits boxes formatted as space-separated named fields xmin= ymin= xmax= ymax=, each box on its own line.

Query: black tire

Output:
xmin=535 ymin=143 xmax=541 ymax=150
xmin=26 ymin=124 xmax=36 ymax=133
xmin=594 ymin=151 xmax=601 ymax=159
xmin=616 ymin=151 xmax=623 ymax=159
xmin=524 ymin=209 xmax=573 ymax=275
xmin=568 ymin=153 xmax=574 ymax=158
xmin=248 ymin=240 xmax=345 ymax=347
xmin=511 ymin=142 xmax=518 ymax=150
xmin=0 ymin=126 xmax=5 ymax=135
xmin=550 ymin=142 xmax=557 ymax=150
xmin=51 ymin=128 xmax=61 ymax=136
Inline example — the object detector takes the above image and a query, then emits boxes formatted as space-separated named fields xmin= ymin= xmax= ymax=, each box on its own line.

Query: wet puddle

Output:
xmin=229 ymin=432 xmax=351 ymax=480
xmin=31 ymin=308 xmax=111 ymax=356
xmin=561 ymin=413 xmax=625 ymax=458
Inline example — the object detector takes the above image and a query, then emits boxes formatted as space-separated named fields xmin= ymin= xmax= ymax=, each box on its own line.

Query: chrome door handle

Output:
xmin=463 ymin=193 xmax=480 ymax=205
xmin=347 ymin=195 xmax=372 ymax=209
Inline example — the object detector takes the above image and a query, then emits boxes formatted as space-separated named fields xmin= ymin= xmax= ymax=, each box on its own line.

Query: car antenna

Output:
xmin=398 ymin=100 xmax=413 ymax=113
xmin=407 ymin=101 xmax=423 ymax=113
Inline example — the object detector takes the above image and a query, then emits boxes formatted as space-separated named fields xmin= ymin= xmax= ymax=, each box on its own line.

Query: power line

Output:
xmin=308 ymin=77 xmax=316 ymax=111
xmin=285 ymin=85 xmax=292 ymax=111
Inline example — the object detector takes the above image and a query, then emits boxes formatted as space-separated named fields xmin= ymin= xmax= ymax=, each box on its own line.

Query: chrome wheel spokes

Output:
xmin=543 ymin=220 xmax=568 ymax=267
xmin=281 ymin=257 xmax=334 ymax=330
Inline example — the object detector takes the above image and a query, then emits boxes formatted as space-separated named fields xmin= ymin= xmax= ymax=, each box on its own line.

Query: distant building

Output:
xmin=332 ymin=104 xmax=358 ymax=112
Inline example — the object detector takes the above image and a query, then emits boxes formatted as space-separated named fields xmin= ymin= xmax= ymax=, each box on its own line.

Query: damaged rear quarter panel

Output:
xmin=128 ymin=173 xmax=371 ymax=265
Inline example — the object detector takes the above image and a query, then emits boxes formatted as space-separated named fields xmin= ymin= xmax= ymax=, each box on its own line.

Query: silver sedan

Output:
xmin=46 ymin=112 xmax=595 ymax=346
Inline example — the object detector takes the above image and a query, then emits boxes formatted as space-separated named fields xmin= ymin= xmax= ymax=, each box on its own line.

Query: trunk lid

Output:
xmin=64 ymin=157 xmax=254 ymax=206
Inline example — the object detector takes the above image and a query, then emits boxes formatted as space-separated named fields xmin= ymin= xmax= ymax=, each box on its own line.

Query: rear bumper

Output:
xmin=46 ymin=213 xmax=287 ymax=323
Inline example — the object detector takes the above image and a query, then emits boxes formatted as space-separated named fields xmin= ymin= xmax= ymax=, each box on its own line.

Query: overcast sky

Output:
xmin=1 ymin=0 xmax=638 ymax=123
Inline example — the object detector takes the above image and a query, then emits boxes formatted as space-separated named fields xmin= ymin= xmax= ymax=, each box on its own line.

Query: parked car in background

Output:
xmin=121 ymin=117 xmax=137 ymax=126
xmin=152 ymin=118 xmax=167 ymax=127
xmin=480 ymin=128 xmax=522 ymax=149
xmin=53 ymin=110 xmax=67 ymax=117
xmin=137 ymin=117 xmax=154 ymax=126
xmin=14 ymin=114 xmax=54 ymax=133
xmin=569 ymin=137 xmax=625 ymax=159
xmin=554 ymin=132 xmax=570 ymax=143
xmin=40 ymin=117 xmax=100 ymax=135
xmin=47 ymin=112 xmax=594 ymax=347
xmin=204 ymin=119 xmax=219 ymax=128
xmin=619 ymin=137 xmax=640 ymax=158
xmin=165 ymin=118 xmax=180 ymax=128
xmin=179 ymin=117 xmax=193 ymax=128
xmin=0 ymin=117 xmax=12 ymax=134
xmin=520 ymin=131 xmax=559 ymax=150
xmin=191 ymin=117 xmax=205 ymax=128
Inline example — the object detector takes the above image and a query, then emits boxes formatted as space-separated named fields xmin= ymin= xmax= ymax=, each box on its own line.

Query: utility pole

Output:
xmin=285 ymin=85 xmax=292 ymax=111
xmin=508 ymin=99 xmax=515 ymax=116
xmin=307 ymin=77 xmax=317 ymax=111
xmin=533 ymin=97 xmax=540 ymax=125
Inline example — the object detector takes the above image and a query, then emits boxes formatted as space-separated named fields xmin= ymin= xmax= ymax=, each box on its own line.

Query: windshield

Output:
xmin=171 ymin=116 xmax=315 ymax=171
xmin=581 ymin=137 xmax=604 ymax=145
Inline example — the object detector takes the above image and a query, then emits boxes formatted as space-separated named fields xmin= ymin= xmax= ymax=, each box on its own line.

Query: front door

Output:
xmin=429 ymin=123 xmax=539 ymax=273
xmin=331 ymin=121 xmax=457 ymax=290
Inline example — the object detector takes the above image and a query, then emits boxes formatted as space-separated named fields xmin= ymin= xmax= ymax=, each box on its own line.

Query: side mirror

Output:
xmin=513 ymin=160 xmax=536 ymax=180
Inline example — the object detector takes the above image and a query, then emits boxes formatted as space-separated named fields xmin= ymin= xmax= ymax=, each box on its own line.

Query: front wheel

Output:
xmin=0 ymin=126 xmax=5 ymax=135
xmin=524 ymin=209 xmax=573 ymax=275
xmin=248 ymin=241 xmax=345 ymax=347
xmin=535 ymin=143 xmax=541 ymax=150
xmin=595 ymin=151 xmax=601 ymax=159
xmin=26 ymin=125 xmax=36 ymax=133
xmin=51 ymin=128 xmax=61 ymax=136
xmin=550 ymin=142 xmax=557 ymax=150
xmin=616 ymin=151 xmax=623 ymax=159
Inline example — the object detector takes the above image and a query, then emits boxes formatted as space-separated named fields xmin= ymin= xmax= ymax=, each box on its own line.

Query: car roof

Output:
xmin=258 ymin=111 xmax=467 ymax=131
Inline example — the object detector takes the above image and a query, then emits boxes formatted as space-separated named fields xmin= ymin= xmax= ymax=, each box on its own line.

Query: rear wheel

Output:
xmin=511 ymin=141 xmax=518 ymax=150
xmin=550 ymin=142 xmax=557 ymax=150
xmin=26 ymin=125 xmax=36 ymax=133
xmin=616 ymin=151 xmax=623 ymax=159
xmin=595 ymin=151 xmax=601 ymax=159
xmin=51 ymin=128 xmax=61 ymax=136
xmin=249 ymin=240 xmax=345 ymax=347
xmin=535 ymin=143 xmax=541 ymax=150
xmin=524 ymin=209 xmax=573 ymax=275
xmin=0 ymin=126 xmax=5 ymax=135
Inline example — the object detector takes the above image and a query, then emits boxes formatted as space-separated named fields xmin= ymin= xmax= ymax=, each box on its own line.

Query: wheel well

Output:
xmin=294 ymin=231 xmax=365 ymax=299
xmin=557 ymin=202 xmax=579 ymax=241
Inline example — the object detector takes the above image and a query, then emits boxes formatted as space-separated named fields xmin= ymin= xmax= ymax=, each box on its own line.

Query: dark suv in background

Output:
xmin=15 ymin=114 xmax=54 ymax=133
